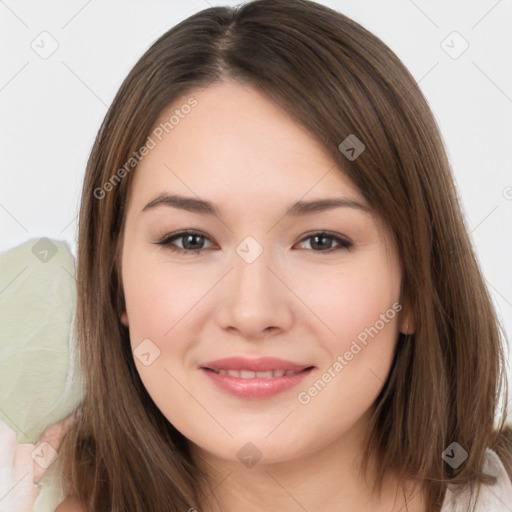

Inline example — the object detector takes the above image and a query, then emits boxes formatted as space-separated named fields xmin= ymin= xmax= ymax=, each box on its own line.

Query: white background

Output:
xmin=1 ymin=0 xmax=511 ymax=420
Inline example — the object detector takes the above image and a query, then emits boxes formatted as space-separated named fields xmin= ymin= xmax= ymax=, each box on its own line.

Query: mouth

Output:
xmin=199 ymin=356 xmax=314 ymax=373
xmin=202 ymin=367 xmax=314 ymax=378
xmin=199 ymin=362 xmax=315 ymax=400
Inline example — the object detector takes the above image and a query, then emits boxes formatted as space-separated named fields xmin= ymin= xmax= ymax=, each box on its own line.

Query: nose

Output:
xmin=215 ymin=244 xmax=294 ymax=340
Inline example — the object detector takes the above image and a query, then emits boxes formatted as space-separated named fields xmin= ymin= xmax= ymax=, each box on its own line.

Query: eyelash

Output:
xmin=154 ymin=230 xmax=353 ymax=255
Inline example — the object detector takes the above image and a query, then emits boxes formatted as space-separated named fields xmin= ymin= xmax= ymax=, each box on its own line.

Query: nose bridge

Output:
xmin=217 ymin=235 xmax=293 ymax=336
xmin=234 ymin=237 xmax=274 ymax=297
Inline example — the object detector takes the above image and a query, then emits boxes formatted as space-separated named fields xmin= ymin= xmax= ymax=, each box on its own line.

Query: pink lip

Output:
xmin=200 ymin=367 xmax=314 ymax=400
xmin=199 ymin=356 xmax=312 ymax=372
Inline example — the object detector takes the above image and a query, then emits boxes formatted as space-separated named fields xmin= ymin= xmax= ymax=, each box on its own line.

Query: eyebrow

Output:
xmin=141 ymin=193 xmax=371 ymax=217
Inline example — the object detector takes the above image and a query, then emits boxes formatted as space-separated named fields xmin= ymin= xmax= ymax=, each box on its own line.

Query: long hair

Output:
xmin=53 ymin=1 xmax=511 ymax=510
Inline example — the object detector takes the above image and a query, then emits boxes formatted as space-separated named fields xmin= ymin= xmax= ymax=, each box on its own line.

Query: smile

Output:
xmin=201 ymin=366 xmax=314 ymax=399
xmin=206 ymin=368 xmax=306 ymax=378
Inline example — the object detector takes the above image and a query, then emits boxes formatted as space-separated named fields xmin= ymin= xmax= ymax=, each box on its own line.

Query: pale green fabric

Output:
xmin=0 ymin=238 xmax=84 ymax=511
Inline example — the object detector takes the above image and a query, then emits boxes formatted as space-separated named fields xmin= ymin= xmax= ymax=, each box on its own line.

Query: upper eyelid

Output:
xmin=157 ymin=231 xmax=214 ymax=248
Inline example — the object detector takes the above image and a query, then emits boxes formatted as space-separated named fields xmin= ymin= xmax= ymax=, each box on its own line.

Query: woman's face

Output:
xmin=120 ymin=80 xmax=412 ymax=467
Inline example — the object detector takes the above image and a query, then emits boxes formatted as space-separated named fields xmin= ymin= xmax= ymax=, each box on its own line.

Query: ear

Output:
xmin=121 ymin=311 xmax=129 ymax=327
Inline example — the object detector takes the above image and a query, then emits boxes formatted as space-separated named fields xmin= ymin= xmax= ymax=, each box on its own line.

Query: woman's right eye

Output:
xmin=154 ymin=231 xmax=214 ymax=255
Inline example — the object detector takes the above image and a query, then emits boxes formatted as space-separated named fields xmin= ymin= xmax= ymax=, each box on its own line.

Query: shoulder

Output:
xmin=482 ymin=448 xmax=512 ymax=497
xmin=55 ymin=496 xmax=87 ymax=512
xmin=441 ymin=448 xmax=512 ymax=511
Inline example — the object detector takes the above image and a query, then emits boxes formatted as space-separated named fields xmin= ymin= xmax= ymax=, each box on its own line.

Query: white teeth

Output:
xmin=214 ymin=369 xmax=304 ymax=378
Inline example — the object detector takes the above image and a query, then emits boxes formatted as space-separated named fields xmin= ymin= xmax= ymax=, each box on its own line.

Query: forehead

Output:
xmin=128 ymin=80 xmax=366 ymax=212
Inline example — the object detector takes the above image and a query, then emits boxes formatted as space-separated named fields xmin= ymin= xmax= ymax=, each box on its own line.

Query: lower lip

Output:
xmin=200 ymin=367 xmax=314 ymax=400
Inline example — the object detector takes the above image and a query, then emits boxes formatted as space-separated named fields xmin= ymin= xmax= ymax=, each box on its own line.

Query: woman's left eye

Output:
xmin=154 ymin=230 xmax=353 ymax=255
xmin=296 ymin=231 xmax=353 ymax=253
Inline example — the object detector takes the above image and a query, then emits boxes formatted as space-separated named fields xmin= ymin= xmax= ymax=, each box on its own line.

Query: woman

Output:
xmin=52 ymin=0 xmax=512 ymax=510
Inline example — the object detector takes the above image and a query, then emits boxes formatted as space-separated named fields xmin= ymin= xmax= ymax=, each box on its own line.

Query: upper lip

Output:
xmin=200 ymin=357 xmax=314 ymax=372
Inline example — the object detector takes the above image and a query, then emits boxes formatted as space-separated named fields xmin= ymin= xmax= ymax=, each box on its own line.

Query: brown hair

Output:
xmin=53 ymin=0 xmax=511 ymax=510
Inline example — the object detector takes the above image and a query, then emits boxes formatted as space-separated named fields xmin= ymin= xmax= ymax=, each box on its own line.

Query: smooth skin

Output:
xmin=59 ymin=80 xmax=424 ymax=511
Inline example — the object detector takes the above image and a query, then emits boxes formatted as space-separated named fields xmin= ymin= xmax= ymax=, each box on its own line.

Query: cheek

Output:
xmin=122 ymin=252 xmax=213 ymax=354
xmin=123 ymin=270 xmax=168 ymax=338
xmin=121 ymin=256 xmax=197 ymax=404
xmin=296 ymin=267 xmax=401 ymax=432
xmin=305 ymin=260 xmax=401 ymax=347
xmin=123 ymin=247 xmax=180 ymax=328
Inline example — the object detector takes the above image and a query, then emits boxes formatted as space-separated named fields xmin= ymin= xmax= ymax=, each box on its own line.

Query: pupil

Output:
xmin=184 ymin=234 xmax=202 ymax=249
xmin=312 ymin=235 xmax=332 ymax=250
